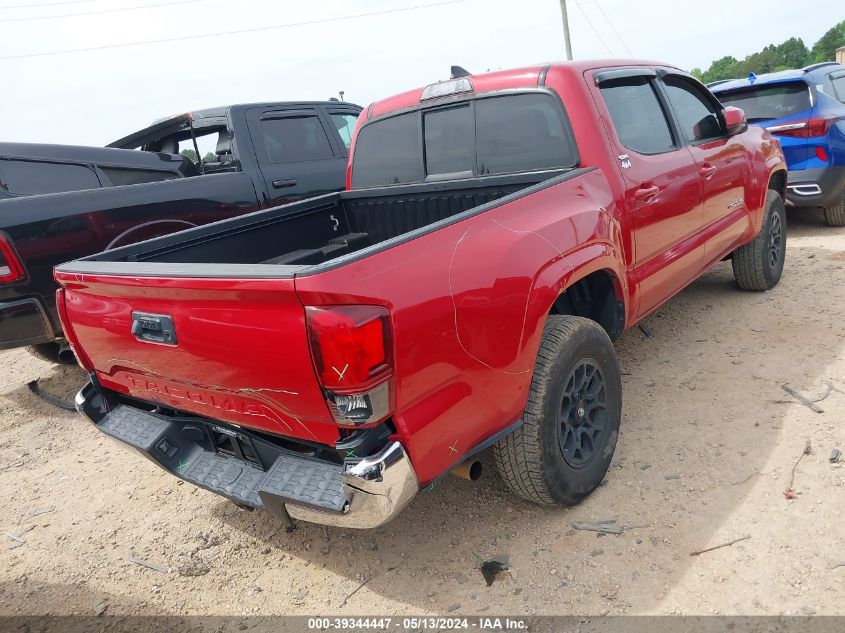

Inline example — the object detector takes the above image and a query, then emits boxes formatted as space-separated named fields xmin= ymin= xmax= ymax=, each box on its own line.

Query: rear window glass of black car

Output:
xmin=600 ymin=77 xmax=676 ymax=154
xmin=0 ymin=159 xmax=101 ymax=195
xmin=100 ymin=168 xmax=178 ymax=186
xmin=716 ymin=82 xmax=811 ymax=123
xmin=351 ymin=92 xmax=576 ymax=187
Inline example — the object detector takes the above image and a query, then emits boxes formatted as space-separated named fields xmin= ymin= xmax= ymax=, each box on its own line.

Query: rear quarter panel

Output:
xmin=295 ymin=169 xmax=622 ymax=484
xmin=739 ymin=125 xmax=787 ymax=235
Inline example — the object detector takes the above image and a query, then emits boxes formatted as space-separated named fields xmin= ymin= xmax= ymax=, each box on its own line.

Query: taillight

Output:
xmin=55 ymin=288 xmax=94 ymax=372
xmin=768 ymin=115 xmax=839 ymax=138
xmin=306 ymin=305 xmax=393 ymax=426
xmin=807 ymin=115 xmax=838 ymax=137
xmin=0 ymin=232 xmax=24 ymax=283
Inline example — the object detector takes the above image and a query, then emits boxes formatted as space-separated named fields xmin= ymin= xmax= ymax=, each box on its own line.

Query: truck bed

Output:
xmin=61 ymin=170 xmax=571 ymax=277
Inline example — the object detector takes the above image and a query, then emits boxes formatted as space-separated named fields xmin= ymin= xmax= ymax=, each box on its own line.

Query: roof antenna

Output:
xmin=748 ymin=72 xmax=757 ymax=83
xmin=451 ymin=65 xmax=471 ymax=78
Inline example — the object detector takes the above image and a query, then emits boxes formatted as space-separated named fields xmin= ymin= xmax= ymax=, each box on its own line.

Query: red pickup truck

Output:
xmin=55 ymin=60 xmax=787 ymax=529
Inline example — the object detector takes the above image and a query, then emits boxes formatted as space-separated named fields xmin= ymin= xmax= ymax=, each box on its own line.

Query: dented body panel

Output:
xmin=59 ymin=274 xmax=338 ymax=444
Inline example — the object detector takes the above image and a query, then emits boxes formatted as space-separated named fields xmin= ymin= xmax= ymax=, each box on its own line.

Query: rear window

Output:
xmin=476 ymin=94 xmax=575 ymax=175
xmin=351 ymin=92 xmax=577 ymax=188
xmin=351 ymin=112 xmax=422 ymax=188
xmin=424 ymin=104 xmax=473 ymax=176
xmin=716 ymin=82 xmax=811 ymax=123
xmin=0 ymin=159 xmax=101 ymax=196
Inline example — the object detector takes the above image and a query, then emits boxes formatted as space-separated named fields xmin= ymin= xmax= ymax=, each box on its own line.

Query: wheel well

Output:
xmin=768 ymin=170 xmax=786 ymax=199
xmin=550 ymin=270 xmax=625 ymax=341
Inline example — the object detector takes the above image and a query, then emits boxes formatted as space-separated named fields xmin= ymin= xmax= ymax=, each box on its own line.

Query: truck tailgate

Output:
xmin=55 ymin=271 xmax=338 ymax=445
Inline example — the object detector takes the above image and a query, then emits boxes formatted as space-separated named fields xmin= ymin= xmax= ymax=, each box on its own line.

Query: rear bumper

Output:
xmin=75 ymin=381 xmax=419 ymax=529
xmin=786 ymin=166 xmax=845 ymax=208
xmin=0 ymin=297 xmax=54 ymax=349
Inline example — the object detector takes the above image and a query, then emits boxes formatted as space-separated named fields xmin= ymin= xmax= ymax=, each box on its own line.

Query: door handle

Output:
xmin=634 ymin=185 xmax=660 ymax=203
xmin=699 ymin=164 xmax=717 ymax=179
xmin=272 ymin=178 xmax=298 ymax=189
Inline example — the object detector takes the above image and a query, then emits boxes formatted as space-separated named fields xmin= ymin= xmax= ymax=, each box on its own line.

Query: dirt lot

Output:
xmin=0 ymin=208 xmax=843 ymax=620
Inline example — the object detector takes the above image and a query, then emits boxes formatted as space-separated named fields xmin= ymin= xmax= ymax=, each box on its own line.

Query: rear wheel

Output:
xmin=823 ymin=191 xmax=845 ymax=227
xmin=732 ymin=190 xmax=786 ymax=291
xmin=493 ymin=315 xmax=622 ymax=506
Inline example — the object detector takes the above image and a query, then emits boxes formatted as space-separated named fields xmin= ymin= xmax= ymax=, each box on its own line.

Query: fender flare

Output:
xmin=519 ymin=240 xmax=629 ymax=366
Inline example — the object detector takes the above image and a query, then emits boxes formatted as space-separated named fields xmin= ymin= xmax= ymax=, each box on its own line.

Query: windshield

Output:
xmin=716 ymin=82 xmax=811 ymax=123
xmin=351 ymin=92 xmax=578 ymax=188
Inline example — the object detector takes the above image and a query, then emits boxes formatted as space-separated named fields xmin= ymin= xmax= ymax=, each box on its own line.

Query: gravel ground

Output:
xmin=0 ymin=207 xmax=843 ymax=619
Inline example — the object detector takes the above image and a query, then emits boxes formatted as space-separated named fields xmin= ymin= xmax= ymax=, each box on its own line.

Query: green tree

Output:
xmin=742 ymin=45 xmax=782 ymax=75
xmin=810 ymin=21 xmax=845 ymax=62
xmin=700 ymin=56 xmax=739 ymax=83
xmin=179 ymin=149 xmax=216 ymax=163
xmin=776 ymin=37 xmax=809 ymax=68
xmin=695 ymin=22 xmax=845 ymax=84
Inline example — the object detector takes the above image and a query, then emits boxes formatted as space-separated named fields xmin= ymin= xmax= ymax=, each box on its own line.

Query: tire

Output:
xmin=823 ymin=192 xmax=845 ymax=227
xmin=493 ymin=315 xmax=622 ymax=506
xmin=731 ymin=190 xmax=786 ymax=291
xmin=26 ymin=342 xmax=76 ymax=365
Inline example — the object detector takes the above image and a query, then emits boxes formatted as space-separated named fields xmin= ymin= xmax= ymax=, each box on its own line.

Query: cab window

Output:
xmin=663 ymin=76 xmax=724 ymax=142
xmin=599 ymin=77 xmax=676 ymax=155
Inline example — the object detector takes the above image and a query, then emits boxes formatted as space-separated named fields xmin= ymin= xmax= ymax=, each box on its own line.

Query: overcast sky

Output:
xmin=0 ymin=0 xmax=841 ymax=146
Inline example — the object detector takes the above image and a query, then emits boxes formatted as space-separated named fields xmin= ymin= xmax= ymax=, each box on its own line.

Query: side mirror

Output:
xmin=724 ymin=106 xmax=748 ymax=136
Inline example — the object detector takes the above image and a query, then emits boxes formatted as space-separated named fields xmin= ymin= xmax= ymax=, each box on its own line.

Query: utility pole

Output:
xmin=559 ymin=0 xmax=573 ymax=60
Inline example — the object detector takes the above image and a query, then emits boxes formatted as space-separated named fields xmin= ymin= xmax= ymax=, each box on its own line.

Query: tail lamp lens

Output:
xmin=306 ymin=305 xmax=391 ymax=389
xmin=0 ymin=232 xmax=24 ymax=283
xmin=306 ymin=305 xmax=393 ymax=427
xmin=806 ymin=115 xmax=838 ymax=137
xmin=771 ymin=116 xmax=838 ymax=138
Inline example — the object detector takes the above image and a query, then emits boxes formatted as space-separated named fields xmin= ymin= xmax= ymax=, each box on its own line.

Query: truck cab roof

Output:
xmin=109 ymin=101 xmax=361 ymax=150
xmin=366 ymin=59 xmax=676 ymax=119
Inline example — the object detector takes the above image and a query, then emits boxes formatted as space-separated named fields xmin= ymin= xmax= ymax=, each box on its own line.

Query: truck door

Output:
xmin=594 ymin=69 xmax=705 ymax=318
xmin=245 ymin=106 xmax=347 ymax=206
xmin=658 ymin=72 xmax=751 ymax=261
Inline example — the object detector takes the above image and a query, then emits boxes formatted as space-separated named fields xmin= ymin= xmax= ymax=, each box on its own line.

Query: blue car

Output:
xmin=711 ymin=62 xmax=845 ymax=226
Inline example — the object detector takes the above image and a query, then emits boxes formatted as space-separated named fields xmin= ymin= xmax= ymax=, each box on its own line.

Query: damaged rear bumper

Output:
xmin=75 ymin=381 xmax=419 ymax=529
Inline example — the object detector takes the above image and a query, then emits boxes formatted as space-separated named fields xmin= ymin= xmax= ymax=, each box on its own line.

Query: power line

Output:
xmin=0 ymin=0 xmax=90 ymax=9
xmin=0 ymin=0 xmax=467 ymax=60
xmin=593 ymin=0 xmax=632 ymax=56
xmin=0 ymin=0 xmax=205 ymax=22
xmin=573 ymin=0 xmax=613 ymax=56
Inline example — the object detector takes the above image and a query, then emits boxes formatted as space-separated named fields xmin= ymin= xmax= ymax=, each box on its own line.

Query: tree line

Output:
xmin=691 ymin=20 xmax=845 ymax=84
xmin=180 ymin=149 xmax=216 ymax=163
